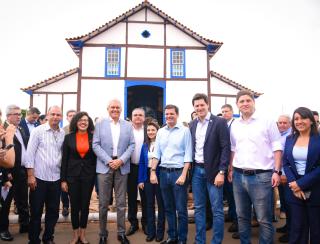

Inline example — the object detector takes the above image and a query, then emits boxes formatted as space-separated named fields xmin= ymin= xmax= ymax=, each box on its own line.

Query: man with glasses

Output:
xmin=19 ymin=107 xmax=41 ymax=142
xmin=25 ymin=106 xmax=65 ymax=244
xmin=312 ymin=111 xmax=319 ymax=130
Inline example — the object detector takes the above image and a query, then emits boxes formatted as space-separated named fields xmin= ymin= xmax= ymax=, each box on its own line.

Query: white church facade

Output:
xmin=22 ymin=1 xmax=261 ymax=123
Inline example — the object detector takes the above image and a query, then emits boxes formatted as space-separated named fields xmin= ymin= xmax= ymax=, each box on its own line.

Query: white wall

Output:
xmin=86 ymin=23 xmax=126 ymax=44
xmin=128 ymin=23 xmax=164 ymax=45
xmin=166 ymin=80 xmax=207 ymax=122
xmin=32 ymin=94 xmax=46 ymax=114
xmin=166 ymin=24 xmax=204 ymax=47
xmin=36 ymin=73 xmax=78 ymax=92
xmin=81 ymin=79 xmax=125 ymax=120
xmin=127 ymin=48 xmax=164 ymax=77
xmin=210 ymin=77 xmax=239 ymax=94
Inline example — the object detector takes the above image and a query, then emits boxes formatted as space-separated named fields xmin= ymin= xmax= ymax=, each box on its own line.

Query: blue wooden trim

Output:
xmin=124 ymin=80 xmax=166 ymax=124
xmin=170 ymin=49 xmax=186 ymax=78
xmin=105 ymin=47 xmax=121 ymax=77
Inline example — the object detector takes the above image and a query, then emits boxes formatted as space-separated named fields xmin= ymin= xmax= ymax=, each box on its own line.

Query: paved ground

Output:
xmin=5 ymin=218 xmax=287 ymax=244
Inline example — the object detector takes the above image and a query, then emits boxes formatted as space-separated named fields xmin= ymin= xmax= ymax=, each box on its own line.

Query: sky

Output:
xmin=1 ymin=0 xmax=320 ymax=120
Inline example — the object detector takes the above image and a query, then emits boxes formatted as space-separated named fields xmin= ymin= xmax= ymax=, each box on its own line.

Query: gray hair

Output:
xmin=6 ymin=104 xmax=20 ymax=116
xmin=278 ymin=114 xmax=291 ymax=122
xmin=132 ymin=107 xmax=145 ymax=116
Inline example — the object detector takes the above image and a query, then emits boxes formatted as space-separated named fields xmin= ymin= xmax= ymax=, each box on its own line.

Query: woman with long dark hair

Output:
xmin=283 ymin=107 xmax=320 ymax=244
xmin=138 ymin=121 xmax=165 ymax=242
xmin=61 ymin=112 xmax=96 ymax=244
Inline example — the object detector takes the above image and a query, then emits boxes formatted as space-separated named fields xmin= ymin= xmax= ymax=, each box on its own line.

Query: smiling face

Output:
xmin=193 ymin=99 xmax=209 ymax=120
xmin=293 ymin=112 xmax=312 ymax=134
xmin=107 ymin=100 xmax=122 ymax=121
xmin=277 ymin=116 xmax=291 ymax=133
xmin=132 ymin=109 xmax=145 ymax=128
xmin=147 ymin=124 xmax=158 ymax=141
xmin=77 ymin=115 xmax=89 ymax=132
xmin=165 ymin=108 xmax=178 ymax=128
xmin=47 ymin=106 xmax=62 ymax=129
xmin=236 ymin=95 xmax=255 ymax=117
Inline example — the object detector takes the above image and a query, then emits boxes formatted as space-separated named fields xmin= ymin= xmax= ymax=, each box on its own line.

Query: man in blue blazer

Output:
xmin=93 ymin=99 xmax=135 ymax=244
xmin=19 ymin=107 xmax=40 ymax=142
xmin=189 ymin=93 xmax=230 ymax=244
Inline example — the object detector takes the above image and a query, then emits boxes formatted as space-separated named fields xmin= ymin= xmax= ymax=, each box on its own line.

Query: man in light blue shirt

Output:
xmin=150 ymin=104 xmax=192 ymax=244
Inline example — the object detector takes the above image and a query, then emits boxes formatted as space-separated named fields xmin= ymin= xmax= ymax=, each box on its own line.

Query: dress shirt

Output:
xmin=154 ymin=123 xmax=192 ymax=168
xmin=230 ymin=112 xmax=282 ymax=170
xmin=110 ymin=118 xmax=120 ymax=157
xmin=25 ymin=123 xmax=65 ymax=181
xmin=26 ymin=119 xmax=36 ymax=134
xmin=227 ymin=118 xmax=235 ymax=128
xmin=15 ymin=129 xmax=27 ymax=166
xmin=280 ymin=127 xmax=291 ymax=175
xmin=131 ymin=126 xmax=144 ymax=165
xmin=194 ymin=113 xmax=211 ymax=164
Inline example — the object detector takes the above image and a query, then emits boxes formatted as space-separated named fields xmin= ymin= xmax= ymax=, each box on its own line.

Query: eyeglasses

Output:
xmin=8 ymin=113 xmax=21 ymax=116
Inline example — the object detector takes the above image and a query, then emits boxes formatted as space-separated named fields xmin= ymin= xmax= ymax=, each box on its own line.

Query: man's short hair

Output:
xmin=221 ymin=104 xmax=233 ymax=111
xmin=66 ymin=109 xmax=76 ymax=116
xmin=164 ymin=104 xmax=179 ymax=115
xmin=192 ymin=93 xmax=209 ymax=106
xmin=312 ymin=111 xmax=319 ymax=116
xmin=278 ymin=114 xmax=291 ymax=122
xmin=236 ymin=90 xmax=254 ymax=103
xmin=27 ymin=107 xmax=41 ymax=115
xmin=6 ymin=104 xmax=20 ymax=116
xmin=132 ymin=107 xmax=145 ymax=116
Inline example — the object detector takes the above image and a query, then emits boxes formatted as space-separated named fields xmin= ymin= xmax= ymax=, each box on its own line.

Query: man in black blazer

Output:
xmin=189 ymin=93 xmax=230 ymax=244
xmin=19 ymin=107 xmax=40 ymax=142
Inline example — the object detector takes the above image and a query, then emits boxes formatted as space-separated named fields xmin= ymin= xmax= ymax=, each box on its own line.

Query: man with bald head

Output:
xmin=25 ymin=106 xmax=65 ymax=244
xmin=93 ymin=99 xmax=135 ymax=244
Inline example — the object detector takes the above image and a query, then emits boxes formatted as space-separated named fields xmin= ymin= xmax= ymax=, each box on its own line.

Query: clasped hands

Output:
xmin=109 ymin=158 xmax=123 ymax=170
xmin=289 ymin=180 xmax=307 ymax=200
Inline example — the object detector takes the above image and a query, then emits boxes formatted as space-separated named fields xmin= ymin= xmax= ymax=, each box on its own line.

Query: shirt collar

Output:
xmin=239 ymin=111 xmax=258 ymax=122
xmin=197 ymin=112 xmax=211 ymax=123
xmin=165 ymin=122 xmax=183 ymax=130
xmin=109 ymin=117 xmax=120 ymax=125
xmin=26 ymin=118 xmax=34 ymax=125
xmin=44 ymin=123 xmax=61 ymax=132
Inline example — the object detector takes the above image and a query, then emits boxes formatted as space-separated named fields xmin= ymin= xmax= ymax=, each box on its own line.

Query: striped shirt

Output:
xmin=25 ymin=123 xmax=65 ymax=181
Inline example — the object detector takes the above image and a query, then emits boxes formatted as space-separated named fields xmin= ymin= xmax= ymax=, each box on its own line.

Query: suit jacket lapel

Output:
xmin=191 ymin=120 xmax=198 ymax=148
xmin=204 ymin=115 xmax=214 ymax=144
xmin=305 ymin=135 xmax=317 ymax=172
xmin=287 ymin=136 xmax=299 ymax=177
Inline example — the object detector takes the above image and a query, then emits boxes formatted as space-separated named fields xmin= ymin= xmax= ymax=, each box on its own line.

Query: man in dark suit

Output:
xmin=1 ymin=105 xmax=29 ymax=241
xmin=189 ymin=93 xmax=230 ymax=244
xmin=19 ymin=107 xmax=40 ymax=142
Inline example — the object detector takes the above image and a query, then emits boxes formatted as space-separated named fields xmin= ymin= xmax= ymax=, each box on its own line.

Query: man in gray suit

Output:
xmin=93 ymin=99 xmax=135 ymax=244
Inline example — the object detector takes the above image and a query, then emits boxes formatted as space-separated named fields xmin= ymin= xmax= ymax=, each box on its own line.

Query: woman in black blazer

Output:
xmin=283 ymin=107 xmax=320 ymax=244
xmin=61 ymin=112 xmax=96 ymax=244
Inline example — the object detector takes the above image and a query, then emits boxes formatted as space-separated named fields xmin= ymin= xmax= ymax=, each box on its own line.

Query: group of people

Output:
xmin=0 ymin=90 xmax=319 ymax=244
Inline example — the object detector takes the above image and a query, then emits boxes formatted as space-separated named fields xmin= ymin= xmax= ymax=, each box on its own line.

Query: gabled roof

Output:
xmin=21 ymin=68 xmax=78 ymax=94
xmin=66 ymin=1 xmax=222 ymax=57
xmin=211 ymin=71 xmax=263 ymax=97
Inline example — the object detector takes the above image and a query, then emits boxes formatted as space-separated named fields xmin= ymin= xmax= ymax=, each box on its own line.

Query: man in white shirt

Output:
xmin=126 ymin=108 xmax=147 ymax=236
xmin=228 ymin=90 xmax=282 ymax=244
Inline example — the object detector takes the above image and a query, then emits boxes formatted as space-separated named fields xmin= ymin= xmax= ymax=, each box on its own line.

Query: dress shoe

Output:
xmin=117 ymin=234 xmax=130 ymax=244
xmin=0 ymin=231 xmax=13 ymax=241
xmin=279 ymin=233 xmax=289 ymax=243
xmin=43 ymin=240 xmax=55 ymax=244
xmin=155 ymin=235 xmax=164 ymax=242
xmin=146 ymin=235 xmax=155 ymax=242
xmin=62 ymin=207 xmax=69 ymax=217
xmin=99 ymin=236 xmax=107 ymax=244
xmin=276 ymin=225 xmax=287 ymax=233
xmin=19 ymin=224 xmax=29 ymax=233
xmin=160 ymin=238 xmax=177 ymax=244
xmin=232 ymin=232 xmax=240 ymax=239
xmin=228 ymin=222 xmax=238 ymax=232
xmin=206 ymin=222 xmax=212 ymax=231
xmin=125 ymin=225 xmax=138 ymax=236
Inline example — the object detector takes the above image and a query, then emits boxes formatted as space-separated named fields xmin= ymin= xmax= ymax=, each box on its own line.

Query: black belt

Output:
xmin=194 ymin=163 xmax=204 ymax=168
xmin=112 ymin=156 xmax=118 ymax=160
xmin=159 ymin=167 xmax=183 ymax=172
xmin=233 ymin=167 xmax=272 ymax=176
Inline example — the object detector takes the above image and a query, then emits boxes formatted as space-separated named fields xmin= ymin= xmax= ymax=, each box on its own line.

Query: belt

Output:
xmin=233 ymin=167 xmax=272 ymax=176
xmin=159 ymin=167 xmax=183 ymax=172
xmin=112 ymin=156 xmax=118 ymax=160
xmin=194 ymin=163 xmax=204 ymax=168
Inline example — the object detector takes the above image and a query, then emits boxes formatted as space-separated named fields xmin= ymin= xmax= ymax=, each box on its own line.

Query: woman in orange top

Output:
xmin=61 ymin=112 xmax=96 ymax=244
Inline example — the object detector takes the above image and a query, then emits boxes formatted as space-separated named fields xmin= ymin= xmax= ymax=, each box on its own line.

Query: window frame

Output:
xmin=105 ymin=47 xmax=121 ymax=77
xmin=170 ymin=49 xmax=186 ymax=78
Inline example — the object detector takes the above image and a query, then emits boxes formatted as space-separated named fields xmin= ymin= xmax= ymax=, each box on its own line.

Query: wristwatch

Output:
xmin=273 ymin=169 xmax=282 ymax=176
xmin=218 ymin=170 xmax=225 ymax=175
xmin=150 ymin=168 xmax=156 ymax=172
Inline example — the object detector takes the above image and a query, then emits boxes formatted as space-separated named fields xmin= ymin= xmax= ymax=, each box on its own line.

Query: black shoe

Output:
xmin=117 ymin=234 xmax=130 ymax=244
xmin=160 ymin=238 xmax=177 ymax=244
xmin=276 ymin=225 xmax=288 ymax=233
xmin=146 ymin=236 xmax=155 ymax=242
xmin=232 ymin=232 xmax=240 ymax=239
xmin=206 ymin=222 xmax=212 ymax=231
xmin=125 ymin=225 xmax=138 ymax=236
xmin=228 ymin=222 xmax=238 ymax=232
xmin=155 ymin=235 xmax=164 ymax=242
xmin=99 ymin=237 xmax=107 ymax=244
xmin=42 ymin=240 xmax=55 ymax=244
xmin=62 ymin=207 xmax=69 ymax=217
xmin=19 ymin=225 xmax=29 ymax=233
xmin=0 ymin=231 xmax=13 ymax=241
xmin=279 ymin=233 xmax=289 ymax=243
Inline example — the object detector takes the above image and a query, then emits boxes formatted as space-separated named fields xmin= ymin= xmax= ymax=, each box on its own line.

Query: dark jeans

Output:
xmin=28 ymin=178 xmax=61 ymax=244
xmin=13 ymin=167 xmax=30 ymax=226
xmin=0 ymin=187 xmax=13 ymax=232
xmin=159 ymin=169 xmax=188 ymax=242
xmin=144 ymin=171 xmax=165 ymax=238
xmin=68 ymin=176 xmax=95 ymax=229
xmin=223 ymin=173 xmax=237 ymax=221
xmin=127 ymin=163 xmax=146 ymax=227
xmin=278 ymin=184 xmax=287 ymax=213
xmin=60 ymin=190 xmax=69 ymax=209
